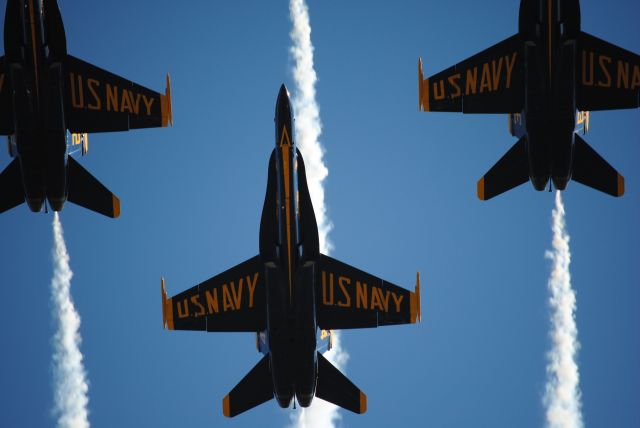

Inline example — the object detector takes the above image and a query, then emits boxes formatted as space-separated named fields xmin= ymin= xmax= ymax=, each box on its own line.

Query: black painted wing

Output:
xmin=161 ymin=256 xmax=266 ymax=332
xmin=419 ymin=34 xmax=523 ymax=113
xmin=576 ymin=32 xmax=640 ymax=111
xmin=64 ymin=55 xmax=172 ymax=133
xmin=316 ymin=255 xmax=420 ymax=330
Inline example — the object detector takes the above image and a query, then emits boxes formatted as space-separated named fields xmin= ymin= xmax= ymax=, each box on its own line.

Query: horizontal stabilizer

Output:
xmin=571 ymin=135 xmax=624 ymax=197
xmin=222 ymin=355 xmax=273 ymax=417
xmin=477 ymin=136 xmax=529 ymax=200
xmin=66 ymin=156 xmax=120 ymax=217
xmin=315 ymin=351 xmax=367 ymax=414
xmin=0 ymin=158 xmax=25 ymax=213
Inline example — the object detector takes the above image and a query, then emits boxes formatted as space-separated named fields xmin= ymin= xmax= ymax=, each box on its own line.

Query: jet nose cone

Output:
xmin=275 ymin=84 xmax=294 ymax=146
xmin=276 ymin=84 xmax=292 ymax=114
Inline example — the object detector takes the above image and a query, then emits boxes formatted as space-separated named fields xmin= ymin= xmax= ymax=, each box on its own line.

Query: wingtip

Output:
xmin=161 ymin=277 xmax=174 ymax=330
xmin=222 ymin=394 xmax=231 ymax=417
xmin=617 ymin=173 xmax=625 ymax=197
xmin=410 ymin=272 xmax=422 ymax=323
xmin=415 ymin=272 xmax=421 ymax=322
xmin=112 ymin=194 xmax=121 ymax=218
xmin=359 ymin=391 xmax=367 ymax=414
xmin=477 ymin=177 xmax=486 ymax=200
xmin=161 ymin=73 xmax=173 ymax=127
xmin=418 ymin=57 xmax=423 ymax=111
xmin=161 ymin=277 xmax=167 ymax=330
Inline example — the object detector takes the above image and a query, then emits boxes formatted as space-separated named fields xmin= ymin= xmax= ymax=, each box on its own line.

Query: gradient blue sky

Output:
xmin=1 ymin=0 xmax=639 ymax=427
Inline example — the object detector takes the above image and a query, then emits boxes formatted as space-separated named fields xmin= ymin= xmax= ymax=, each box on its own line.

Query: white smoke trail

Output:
xmin=289 ymin=0 xmax=332 ymax=254
xmin=288 ymin=0 xmax=347 ymax=427
xmin=51 ymin=213 xmax=90 ymax=428
xmin=543 ymin=192 xmax=583 ymax=428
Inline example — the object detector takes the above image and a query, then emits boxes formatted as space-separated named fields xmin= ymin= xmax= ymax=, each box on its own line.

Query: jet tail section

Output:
xmin=222 ymin=354 xmax=273 ymax=417
xmin=315 ymin=351 xmax=367 ymax=414
xmin=66 ymin=156 xmax=121 ymax=217
xmin=571 ymin=135 xmax=624 ymax=197
xmin=0 ymin=158 xmax=25 ymax=213
xmin=477 ymin=136 xmax=529 ymax=200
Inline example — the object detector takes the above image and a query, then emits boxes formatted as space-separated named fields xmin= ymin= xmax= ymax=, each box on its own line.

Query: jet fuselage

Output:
xmin=519 ymin=0 xmax=581 ymax=190
xmin=259 ymin=85 xmax=319 ymax=409
xmin=4 ymin=0 xmax=69 ymax=211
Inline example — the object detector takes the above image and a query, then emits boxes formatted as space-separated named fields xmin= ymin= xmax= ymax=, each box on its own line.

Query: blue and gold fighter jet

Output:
xmin=161 ymin=85 xmax=421 ymax=417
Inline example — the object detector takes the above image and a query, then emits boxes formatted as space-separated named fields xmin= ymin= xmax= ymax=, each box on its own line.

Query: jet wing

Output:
xmin=0 ymin=56 xmax=13 ymax=135
xmin=161 ymin=256 xmax=266 ymax=332
xmin=64 ymin=55 xmax=172 ymax=133
xmin=419 ymin=34 xmax=523 ymax=113
xmin=576 ymin=32 xmax=640 ymax=111
xmin=316 ymin=255 xmax=421 ymax=330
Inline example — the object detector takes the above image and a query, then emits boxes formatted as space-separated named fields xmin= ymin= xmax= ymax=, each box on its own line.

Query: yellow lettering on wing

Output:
xmin=130 ymin=91 xmax=142 ymax=114
xmin=433 ymin=80 xmax=445 ymax=100
xmin=176 ymin=299 xmax=189 ymax=318
xmin=632 ymin=65 xmax=640 ymax=90
xmin=191 ymin=295 xmax=206 ymax=317
xmin=69 ymin=73 xmax=84 ymax=108
xmin=448 ymin=73 xmax=462 ymax=98
xmin=479 ymin=62 xmax=492 ymax=93
xmin=598 ymin=55 xmax=612 ymax=88
xmin=582 ymin=51 xmax=595 ymax=86
xmin=356 ymin=281 xmax=368 ymax=309
xmin=142 ymin=94 xmax=155 ymax=115
xmin=491 ymin=57 xmax=504 ymax=91
xmin=222 ymin=284 xmax=235 ymax=311
xmin=120 ymin=89 xmax=133 ymax=113
xmin=106 ymin=84 xmax=118 ymax=112
xmin=617 ymin=60 xmax=629 ymax=89
xmin=87 ymin=78 xmax=101 ymax=110
xmin=465 ymin=67 xmax=478 ymax=95
xmin=391 ymin=292 xmax=404 ymax=313
xmin=247 ymin=272 xmax=259 ymax=308
xmin=205 ymin=289 xmax=219 ymax=314
xmin=504 ymin=52 xmax=517 ymax=89
xmin=229 ymin=279 xmax=243 ymax=310
xmin=337 ymin=276 xmax=351 ymax=308
xmin=322 ymin=271 xmax=334 ymax=305
xmin=370 ymin=287 xmax=384 ymax=312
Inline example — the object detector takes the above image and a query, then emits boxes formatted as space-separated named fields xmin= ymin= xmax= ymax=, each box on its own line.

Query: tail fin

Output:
xmin=0 ymin=158 xmax=25 ymax=214
xmin=315 ymin=351 xmax=367 ymax=414
xmin=572 ymin=134 xmax=624 ymax=197
xmin=477 ymin=136 xmax=529 ymax=200
xmin=66 ymin=156 xmax=121 ymax=217
xmin=222 ymin=355 xmax=273 ymax=417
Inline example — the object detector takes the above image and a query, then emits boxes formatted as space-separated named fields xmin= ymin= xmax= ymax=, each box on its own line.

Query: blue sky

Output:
xmin=1 ymin=0 xmax=639 ymax=427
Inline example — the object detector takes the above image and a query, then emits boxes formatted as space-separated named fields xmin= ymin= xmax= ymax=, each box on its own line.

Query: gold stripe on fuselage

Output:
xmin=279 ymin=126 xmax=294 ymax=304
xmin=28 ymin=0 xmax=40 ymax=100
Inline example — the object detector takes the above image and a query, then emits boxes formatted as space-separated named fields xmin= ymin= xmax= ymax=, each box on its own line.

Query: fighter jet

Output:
xmin=0 ymin=0 xmax=172 ymax=217
xmin=160 ymin=85 xmax=421 ymax=417
xmin=418 ymin=0 xmax=639 ymax=200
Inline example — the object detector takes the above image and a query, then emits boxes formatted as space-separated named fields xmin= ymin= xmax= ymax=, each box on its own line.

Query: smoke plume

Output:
xmin=288 ymin=0 xmax=347 ymax=426
xmin=51 ymin=213 xmax=91 ymax=428
xmin=543 ymin=192 xmax=583 ymax=428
